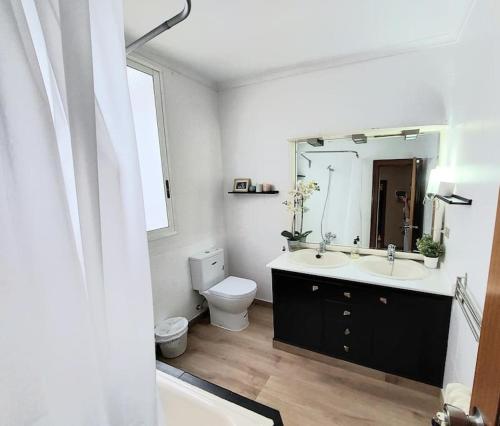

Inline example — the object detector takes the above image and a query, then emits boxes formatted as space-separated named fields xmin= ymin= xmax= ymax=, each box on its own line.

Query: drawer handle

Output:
xmin=343 ymin=310 xmax=351 ymax=316
xmin=343 ymin=291 xmax=351 ymax=299
xmin=343 ymin=345 xmax=349 ymax=353
xmin=379 ymin=297 xmax=388 ymax=304
xmin=344 ymin=328 xmax=350 ymax=336
xmin=312 ymin=285 xmax=319 ymax=292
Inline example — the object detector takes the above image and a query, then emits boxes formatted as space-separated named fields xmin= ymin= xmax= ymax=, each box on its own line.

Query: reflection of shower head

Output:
xmin=327 ymin=165 xmax=334 ymax=172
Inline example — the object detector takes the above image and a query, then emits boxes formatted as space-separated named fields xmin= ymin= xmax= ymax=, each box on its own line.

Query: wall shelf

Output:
xmin=228 ymin=191 xmax=279 ymax=194
xmin=435 ymin=194 xmax=472 ymax=205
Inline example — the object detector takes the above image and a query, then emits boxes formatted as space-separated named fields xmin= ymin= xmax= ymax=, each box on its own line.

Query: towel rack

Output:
xmin=435 ymin=194 xmax=473 ymax=205
xmin=455 ymin=274 xmax=482 ymax=341
xmin=126 ymin=0 xmax=192 ymax=54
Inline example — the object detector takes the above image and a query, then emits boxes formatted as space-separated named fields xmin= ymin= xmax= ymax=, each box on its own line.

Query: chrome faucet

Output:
xmin=317 ymin=232 xmax=336 ymax=257
xmin=318 ymin=240 xmax=327 ymax=255
xmin=387 ymin=244 xmax=396 ymax=263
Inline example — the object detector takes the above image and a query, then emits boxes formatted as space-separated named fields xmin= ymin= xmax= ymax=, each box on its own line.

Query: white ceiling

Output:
xmin=124 ymin=0 xmax=473 ymax=86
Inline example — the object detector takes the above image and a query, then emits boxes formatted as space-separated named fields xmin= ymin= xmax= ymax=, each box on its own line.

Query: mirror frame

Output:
xmin=287 ymin=124 xmax=448 ymax=260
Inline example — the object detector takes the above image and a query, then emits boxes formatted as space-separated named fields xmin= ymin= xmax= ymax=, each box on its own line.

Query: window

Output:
xmin=127 ymin=60 xmax=175 ymax=238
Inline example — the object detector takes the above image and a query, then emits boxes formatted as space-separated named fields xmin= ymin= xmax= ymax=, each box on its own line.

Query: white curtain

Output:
xmin=342 ymin=157 xmax=362 ymax=244
xmin=0 ymin=1 xmax=157 ymax=425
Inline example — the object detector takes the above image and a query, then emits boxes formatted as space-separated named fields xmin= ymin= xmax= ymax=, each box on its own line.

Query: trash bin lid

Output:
xmin=155 ymin=317 xmax=188 ymax=342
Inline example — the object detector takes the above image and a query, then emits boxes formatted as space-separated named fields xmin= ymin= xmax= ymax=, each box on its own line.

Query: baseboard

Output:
xmin=273 ymin=340 xmax=441 ymax=397
xmin=253 ymin=299 xmax=273 ymax=308
xmin=189 ymin=308 xmax=209 ymax=327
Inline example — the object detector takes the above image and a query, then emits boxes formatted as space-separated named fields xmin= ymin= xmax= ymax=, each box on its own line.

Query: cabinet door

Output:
xmin=417 ymin=295 xmax=452 ymax=386
xmin=371 ymin=291 xmax=424 ymax=380
xmin=272 ymin=273 xmax=323 ymax=350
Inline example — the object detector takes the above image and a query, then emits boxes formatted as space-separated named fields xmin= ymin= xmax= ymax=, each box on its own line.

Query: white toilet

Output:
xmin=189 ymin=248 xmax=257 ymax=331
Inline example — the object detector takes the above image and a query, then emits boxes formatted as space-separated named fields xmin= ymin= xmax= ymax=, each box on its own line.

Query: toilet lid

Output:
xmin=209 ymin=276 xmax=257 ymax=299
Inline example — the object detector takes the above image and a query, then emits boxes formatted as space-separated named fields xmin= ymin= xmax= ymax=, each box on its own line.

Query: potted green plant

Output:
xmin=416 ymin=234 xmax=444 ymax=269
xmin=281 ymin=180 xmax=319 ymax=251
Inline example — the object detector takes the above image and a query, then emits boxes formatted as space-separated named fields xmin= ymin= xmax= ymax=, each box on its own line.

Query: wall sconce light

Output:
xmin=352 ymin=134 xmax=367 ymax=144
xmin=305 ymin=138 xmax=324 ymax=147
xmin=402 ymin=129 xmax=420 ymax=141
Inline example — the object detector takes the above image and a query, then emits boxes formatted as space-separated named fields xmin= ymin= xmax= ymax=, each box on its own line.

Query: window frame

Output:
xmin=127 ymin=57 xmax=176 ymax=240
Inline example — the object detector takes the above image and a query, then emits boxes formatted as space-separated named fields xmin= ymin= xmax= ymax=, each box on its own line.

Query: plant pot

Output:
xmin=287 ymin=240 xmax=303 ymax=252
xmin=423 ymin=256 xmax=439 ymax=269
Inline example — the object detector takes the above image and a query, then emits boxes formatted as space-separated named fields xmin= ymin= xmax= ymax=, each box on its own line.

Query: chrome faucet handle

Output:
xmin=388 ymin=244 xmax=396 ymax=252
xmin=324 ymin=232 xmax=336 ymax=244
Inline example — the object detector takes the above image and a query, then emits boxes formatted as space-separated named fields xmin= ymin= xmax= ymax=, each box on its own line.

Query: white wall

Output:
xmin=218 ymin=47 xmax=454 ymax=302
xmin=137 ymin=54 xmax=226 ymax=324
xmin=440 ymin=0 xmax=500 ymax=388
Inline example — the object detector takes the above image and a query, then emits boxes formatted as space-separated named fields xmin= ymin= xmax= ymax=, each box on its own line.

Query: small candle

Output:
xmin=262 ymin=183 xmax=273 ymax=192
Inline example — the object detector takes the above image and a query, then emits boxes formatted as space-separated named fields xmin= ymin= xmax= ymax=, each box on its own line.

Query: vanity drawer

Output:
xmin=322 ymin=299 xmax=360 ymax=321
xmin=325 ymin=336 xmax=367 ymax=363
xmin=320 ymin=282 xmax=370 ymax=304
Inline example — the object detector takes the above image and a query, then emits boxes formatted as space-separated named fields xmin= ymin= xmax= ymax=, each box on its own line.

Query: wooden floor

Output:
xmin=168 ymin=304 xmax=440 ymax=426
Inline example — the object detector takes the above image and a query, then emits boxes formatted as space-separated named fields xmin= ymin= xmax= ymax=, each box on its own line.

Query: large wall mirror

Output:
xmin=292 ymin=127 xmax=441 ymax=252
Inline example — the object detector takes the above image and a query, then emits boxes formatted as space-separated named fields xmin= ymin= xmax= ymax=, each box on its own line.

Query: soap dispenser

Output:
xmin=351 ymin=236 xmax=360 ymax=259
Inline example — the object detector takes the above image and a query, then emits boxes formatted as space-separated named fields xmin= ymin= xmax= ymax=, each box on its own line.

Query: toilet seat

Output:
xmin=208 ymin=276 xmax=256 ymax=300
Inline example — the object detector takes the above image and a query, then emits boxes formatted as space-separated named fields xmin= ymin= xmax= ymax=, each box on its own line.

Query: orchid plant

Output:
xmin=281 ymin=180 xmax=320 ymax=241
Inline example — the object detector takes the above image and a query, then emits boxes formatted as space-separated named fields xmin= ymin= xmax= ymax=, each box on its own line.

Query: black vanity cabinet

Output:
xmin=272 ymin=269 xmax=452 ymax=387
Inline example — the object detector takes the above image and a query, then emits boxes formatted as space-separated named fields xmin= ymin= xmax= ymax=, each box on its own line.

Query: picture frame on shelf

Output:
xmin=232 ymin=178 xmax=251 ymax=192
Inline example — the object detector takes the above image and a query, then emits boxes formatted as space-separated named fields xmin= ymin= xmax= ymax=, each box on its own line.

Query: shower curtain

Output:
xmin=342 ymin=158 xmax=363 ymax=244
xmin=312 ymin=155 xmax=362 ymax=245
xmin=0 ymin=1 xmax=157 ymax=425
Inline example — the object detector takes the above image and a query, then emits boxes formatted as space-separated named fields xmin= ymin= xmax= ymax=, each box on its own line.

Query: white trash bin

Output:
xmin=155 ymin=317 xmax=188 ymax=359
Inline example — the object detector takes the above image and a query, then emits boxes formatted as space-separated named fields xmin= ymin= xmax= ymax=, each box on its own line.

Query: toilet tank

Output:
xmin=189 ymin=248 xmax=225 ymax=292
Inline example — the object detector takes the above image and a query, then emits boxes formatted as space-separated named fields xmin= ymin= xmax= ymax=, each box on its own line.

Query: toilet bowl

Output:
xmin=189 ymin=249 xmax=257 ymax=331
xmin=203 ymin=276 xmax=257 ymax=331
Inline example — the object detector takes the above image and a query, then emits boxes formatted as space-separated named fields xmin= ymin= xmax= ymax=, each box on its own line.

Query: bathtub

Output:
xmin=156 ymin=369 xmax=274 ymax=425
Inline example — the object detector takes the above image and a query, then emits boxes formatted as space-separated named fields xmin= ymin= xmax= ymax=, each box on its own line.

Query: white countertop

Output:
xmin=266 ymin=252 xmax=455 ymax=297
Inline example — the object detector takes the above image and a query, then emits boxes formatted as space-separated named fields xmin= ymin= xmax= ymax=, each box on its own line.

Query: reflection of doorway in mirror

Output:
xmin=370 ymin=158 xmax=426 ymax=252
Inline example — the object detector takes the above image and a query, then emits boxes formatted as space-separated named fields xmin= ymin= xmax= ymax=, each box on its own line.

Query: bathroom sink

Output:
xmin=357 ymin=256 xmax=428 ymax=280
xmin=288 ymin=249 xmax=350 ymax=268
